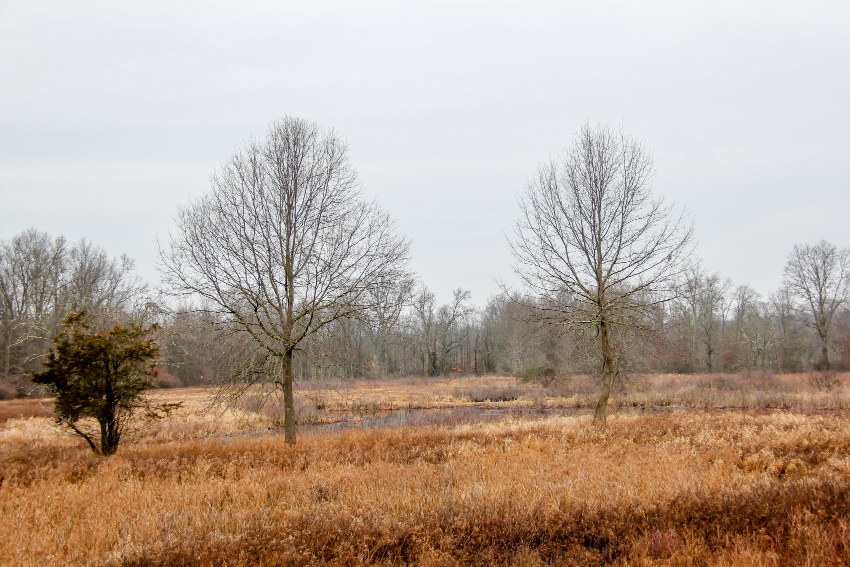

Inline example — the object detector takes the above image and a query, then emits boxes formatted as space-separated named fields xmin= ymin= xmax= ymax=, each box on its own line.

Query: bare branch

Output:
xmin=510 ymin=123 xmax=693 ymax=421
xmin=160 ymin=116 xmax=410 ymax=444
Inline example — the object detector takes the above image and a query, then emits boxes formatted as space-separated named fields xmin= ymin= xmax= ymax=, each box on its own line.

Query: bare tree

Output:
xmin=511 ymin=123 xmax=692 ymax=422
xmin=65 ymin=239 xmax=143 ymax=316
xmin=0 ymin=229 xmax=67 ymax=383
xmin=695 ymin=271 xmax=732 ymax=372
xmin=672 ymin=263 xmax=734 ymax=373
xmin=0 ymin=230 xmax=146 ymax=392
xmin=364 ymin=275 xmax=414 ymax=376
xmin=737 ymin=297 xmax=778 ymax=371
xmin=410 ymin=287 xmax=474 ymax=376
xmin=783 ymin=240 xmax=850 ymax=370
xmin=726 ymin=284 xmax=761 ymax=371
xmin=434 ymin=288 xmax=474 ymax=375
xmin=161 ymin=116 xmax=410 ymax=443
xmin=411 ymin=285 xmax=437 ymax=376
xmin=770 ymin=285 xmax=806 ymax=372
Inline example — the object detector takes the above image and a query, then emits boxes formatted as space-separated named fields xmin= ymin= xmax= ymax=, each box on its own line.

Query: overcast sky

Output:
xmin=1 ymin=1 xmax=848 ymax=306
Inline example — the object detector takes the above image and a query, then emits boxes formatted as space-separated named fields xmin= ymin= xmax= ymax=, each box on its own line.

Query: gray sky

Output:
xmin=2 ymin=1 xmax=848 ymax=306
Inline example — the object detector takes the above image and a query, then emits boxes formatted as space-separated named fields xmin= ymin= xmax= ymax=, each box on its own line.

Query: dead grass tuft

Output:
xmin=4 ymin=377 xmax=850 ymax=566
xmin=0 ymin=399 xmax=53 ymax=423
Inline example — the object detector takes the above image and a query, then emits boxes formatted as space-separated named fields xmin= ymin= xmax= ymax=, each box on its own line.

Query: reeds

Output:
xmin=2 ymin=401 xmax=850 ymax=566
xmin=0 ymin=399 xmax=53 ymax=424
xmin=3 ymin=374 xmax=850 ymax=565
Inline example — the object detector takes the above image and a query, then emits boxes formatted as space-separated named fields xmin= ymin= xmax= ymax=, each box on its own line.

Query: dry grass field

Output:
xmin=2 ymin=373 xmax=850 ymax=566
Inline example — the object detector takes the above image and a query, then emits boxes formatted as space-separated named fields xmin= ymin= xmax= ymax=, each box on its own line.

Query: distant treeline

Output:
xmin=1 ymin=228 xmax=847 ymax=397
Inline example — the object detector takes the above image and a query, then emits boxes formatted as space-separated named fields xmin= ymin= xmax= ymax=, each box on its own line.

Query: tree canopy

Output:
xmin=31 ymin=311 xmax=176 ymax=455
xmin=511 ymin=124 xmax=693 ymax=420
xmin=161 ymin=116 xmax=410 ymax=443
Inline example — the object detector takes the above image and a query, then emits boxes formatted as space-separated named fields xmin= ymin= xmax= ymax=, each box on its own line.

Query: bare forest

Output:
xmin=4 ymin=229 xmax=848 ymax=402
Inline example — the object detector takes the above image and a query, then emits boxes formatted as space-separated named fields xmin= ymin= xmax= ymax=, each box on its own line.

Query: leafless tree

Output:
xmin=770 ymin=285 xmax=807 ymax=372
xmin=687 ymin=270 xmax=732 ymax=372
xmin=410 ymin=286 xmax=474 ymax=376
xmin=737 ymin=298 xmax=778 ymax=371
xmin=434 ymin=288 xmax=474 ymax=375
xmin=0 ymin=229 xmax=67 ymax=384
xmin=411 ymin=286 xmax=437 ymax=376
xmin=65 ymin=239 xmax=142 ymax=316
xmin=0 ymin=230 xmax=146 ymax=392
xmin=364 ymin=275 xmax=415 ymax=376
xmin=160 ymin=116 xmax=410 ymax=443
xmin=511 ymin=123 xmax=692 ymax=422
xmin=783 ymin=240 xmax=850 ymax=370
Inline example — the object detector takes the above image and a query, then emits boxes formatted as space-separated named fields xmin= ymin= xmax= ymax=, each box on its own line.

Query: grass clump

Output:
xmin=4 ymin=375 xmax=850 ymax=565
xmin=452 ymin=384 xmax=524 ymax=403
xmin=3 ymin=406 xmax=850 ymax=565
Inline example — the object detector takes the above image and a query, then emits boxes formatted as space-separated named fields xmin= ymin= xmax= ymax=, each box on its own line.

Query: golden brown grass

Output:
xmin=289 ymin=375 xmax=542 ymax=412
xmin=0 ymin=398 xmax=53 ymax=424
xmin=147 ymin=372 xmax=850 ymax=426
xmin=2 ymin=375 xmax=850 ymax=566
xmin=612 ymin=371 xmax=850 ymax=411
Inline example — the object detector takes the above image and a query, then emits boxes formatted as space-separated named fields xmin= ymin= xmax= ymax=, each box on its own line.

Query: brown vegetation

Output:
xmin=0 ymin=398 xmax=52 ymax=424
xmin=2 ymin=375 xmax=850 ymax=566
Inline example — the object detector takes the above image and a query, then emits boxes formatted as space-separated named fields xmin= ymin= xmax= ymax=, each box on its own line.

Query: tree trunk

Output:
xmin=2 ymin=327 xmax=9 ymax=382
xmin=101 ymin=417 xmax=119 ymax=456
xmin=422 ymin=346 xmax=428 ymax=377
xmin=101 ymin=384 xmax=119 ymax=455
xmin=818 ymin=338 xmax=830 ymax=371
xmin=282 ymin=350 xmax=296 ymax=444
xmin=593 ymin=319 xmax=616 ymax=423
